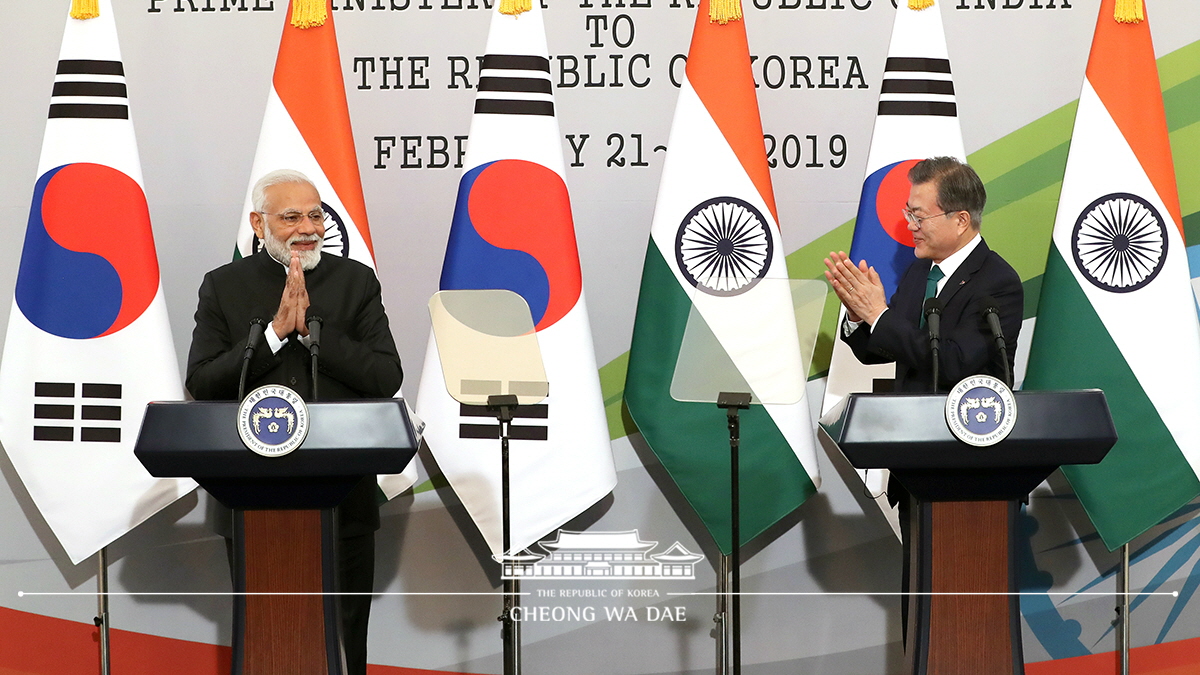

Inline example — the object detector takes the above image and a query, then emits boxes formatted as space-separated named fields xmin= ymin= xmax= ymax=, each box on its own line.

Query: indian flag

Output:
xmin=1023 ymin=0 xmax=1200 ymax=550
xmin=623 ymin=0 xmax=819 ymax=553
xmin=236 ymin=0 xmax=416 ymax=497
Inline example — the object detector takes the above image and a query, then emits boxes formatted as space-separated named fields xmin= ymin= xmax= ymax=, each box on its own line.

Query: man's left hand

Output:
xmin=824 ymin=251 xmax=887 ymax=325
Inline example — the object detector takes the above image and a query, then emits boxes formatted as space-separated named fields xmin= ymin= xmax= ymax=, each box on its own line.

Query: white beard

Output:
xmin=263 ymin=229 xmax=323 ymax=271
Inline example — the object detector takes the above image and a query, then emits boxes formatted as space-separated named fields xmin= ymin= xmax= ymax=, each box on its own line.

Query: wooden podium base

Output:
xmin=908 ymin=500 xmax=1022 ymax=675
xmin=232 ymin=509 xmax=345 ymax=675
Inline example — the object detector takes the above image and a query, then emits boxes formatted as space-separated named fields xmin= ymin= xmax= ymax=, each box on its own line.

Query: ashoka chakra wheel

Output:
xmin=1071 ymin=192 xmax=1167 ymax=293
xmin=675 ymin=197 xmax=774 ymax=296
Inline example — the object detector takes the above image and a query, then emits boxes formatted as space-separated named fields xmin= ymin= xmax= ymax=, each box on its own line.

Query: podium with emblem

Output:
xmin=820 ymin=384 xmax=1116 ymax=675
xmin=134 ymin=393 xmax=418 ymax=675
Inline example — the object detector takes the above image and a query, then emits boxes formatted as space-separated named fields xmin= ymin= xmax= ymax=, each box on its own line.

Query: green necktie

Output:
xmin=920 ymin=264 xmax=945 ymax=327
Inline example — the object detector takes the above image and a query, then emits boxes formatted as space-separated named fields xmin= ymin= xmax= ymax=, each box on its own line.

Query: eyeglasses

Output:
xmin=902 ymin=208 xmax=953 ymax=228
xmin=261 ymin=210 xmax=325 ymax=226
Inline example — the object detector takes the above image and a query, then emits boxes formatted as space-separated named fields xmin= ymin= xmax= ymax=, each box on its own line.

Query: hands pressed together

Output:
xmin=823 ymin=251 xmax=888 ymax=326
xmin=272 ymin=251 xmax=311 ymax=340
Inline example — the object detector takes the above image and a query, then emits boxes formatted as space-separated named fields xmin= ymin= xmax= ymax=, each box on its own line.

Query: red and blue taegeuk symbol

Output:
xmin=15 ymin=163 xmax=160 ymax=339
xmin=440 ymin=159 xmax=582 ymax=331
xmin=849 ymin=159 xmax=920 ymax=298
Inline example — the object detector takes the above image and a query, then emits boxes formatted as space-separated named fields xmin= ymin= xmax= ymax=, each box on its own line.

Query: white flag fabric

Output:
xmin=415 ymin=4 xmax=617 ymax=556
xmin=819 ymin=0 xmax=965 ymax=535
xmin=236 ymin=0 xmax=416 ymax=497
xmin=0 ymin=0 xmax=195 ymax=564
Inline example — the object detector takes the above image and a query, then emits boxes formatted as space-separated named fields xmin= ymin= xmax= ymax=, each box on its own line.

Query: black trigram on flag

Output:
xmin=474 ymin=54 xmax=554 ymax=117
xmin=459 ymin=403 xmax=548 ymax=441
xmin=33 ymin=382 xmax=122 ymax=443
xmin=878 ymin=57 xmax=957 ymax=117
xmin=48 ymin=59 xmax=129 ymax=120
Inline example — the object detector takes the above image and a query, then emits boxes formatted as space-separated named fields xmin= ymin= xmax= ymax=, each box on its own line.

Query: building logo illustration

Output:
xmin=497 ymin=529 xmax=705 ymax=580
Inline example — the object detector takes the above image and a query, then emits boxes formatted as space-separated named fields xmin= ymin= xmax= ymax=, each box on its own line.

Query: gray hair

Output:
xmin=251 ymin=169 xmax=317 ymax=213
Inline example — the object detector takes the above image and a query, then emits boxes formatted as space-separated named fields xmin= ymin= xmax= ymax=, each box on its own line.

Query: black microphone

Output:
xmin=306 ymin=315 xmax=323 ymax=357
xmin=306 ymin=315 xmax=323 ymax=402
xmin=980 ymin=296 xmax=1012 ymax=388
xmin=924 ymin=297 xmax=945 ymax=393
xmin=238 ymin=318 xmax=267 ymax=401
xmin=980 ymin=295 xmax=1005 ymax=351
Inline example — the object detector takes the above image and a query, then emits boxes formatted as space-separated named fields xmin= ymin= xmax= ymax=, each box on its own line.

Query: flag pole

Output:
xmin=1120 ymin=543 xmax=1130 ymax=675
xmin=95 ymin=546 xmax=111 ymax=675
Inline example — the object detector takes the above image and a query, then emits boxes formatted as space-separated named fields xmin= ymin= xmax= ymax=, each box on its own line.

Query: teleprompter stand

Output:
xmin=820 ymin=390 xmax=1116 ymax=675
xmin=669 ymin=279 xmax=826 ymax=675
xmin=428 ymin=289 xmax=549 ymax=675
xmin=134 ymin=399 xmax=418 ymax=675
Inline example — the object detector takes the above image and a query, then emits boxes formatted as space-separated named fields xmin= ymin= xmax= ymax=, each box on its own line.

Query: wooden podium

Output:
xmin=820 ymin=390 xmax=1116 ymax=675
xmin=134 ymin=399 xmax=418 ymax=675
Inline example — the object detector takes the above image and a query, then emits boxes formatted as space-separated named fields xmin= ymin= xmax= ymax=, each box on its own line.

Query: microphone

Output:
xmin=243 ymin=318 xmax=266 ymax=361
xmin=980 ymin=295 xmax=1005 ymax=351
xmin=239 ymin=318 xmax=267 ymax=401
xmin=306 ymin=315 xmax=323 ymax=402
xmin=980 ymin=296 xmax=1012 ymax=388
xmin=923 ymin=298 xmax=944 ymax=393
xmin=306 ymin=315 xmax=323 ymax=357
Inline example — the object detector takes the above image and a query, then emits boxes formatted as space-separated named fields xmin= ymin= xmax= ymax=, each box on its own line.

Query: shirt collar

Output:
xmin=932 ymin=232 xmax=981 ymax=281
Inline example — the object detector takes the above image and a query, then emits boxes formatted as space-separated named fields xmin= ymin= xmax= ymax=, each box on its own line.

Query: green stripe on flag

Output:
xmin=1024 ymin=247 xmax=1200 ymax=550
xmin=624 ymin=244 xmax=816 ymax=554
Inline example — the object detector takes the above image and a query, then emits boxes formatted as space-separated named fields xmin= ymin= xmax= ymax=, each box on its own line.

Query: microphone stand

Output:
xmin=923 ymin=299 xmax=944 ymax=393
xmin=980 ymin=299 xmax=1013 ymax=389
xmin=239 ymin=318 xmax=266 ymax=401
xmin=307 ymin=316 xmax=323 ymax=402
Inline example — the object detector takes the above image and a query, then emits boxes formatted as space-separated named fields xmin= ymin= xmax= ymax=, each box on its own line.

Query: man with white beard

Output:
xmin=186 ymin=169 xmax=402 ymax=675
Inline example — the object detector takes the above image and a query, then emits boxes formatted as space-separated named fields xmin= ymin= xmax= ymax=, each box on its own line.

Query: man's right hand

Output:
xmin=272 ymin=252 xmax=310 ymax=340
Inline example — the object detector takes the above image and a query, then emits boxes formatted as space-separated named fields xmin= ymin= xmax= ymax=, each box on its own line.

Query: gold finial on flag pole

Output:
xmin=1114 ymin=0 xmax=1144 ymax=24
xmin=290 ymin=0 xmax=327 ymax=28
xmin=908 ymin=0 xmax=934 ymax=9
xmin=69 ymin=0 xmax=100 ymax=19
xmin=499 ymin=0 xmax=532 ymax=15
xmin=709 ymin=0 xmax=742 ymax=24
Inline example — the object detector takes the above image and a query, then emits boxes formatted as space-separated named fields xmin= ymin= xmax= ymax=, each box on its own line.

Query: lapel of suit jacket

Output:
xmin=937 ymin=238 xmax=990 ymax=309
xmin=900 ymin=257 xmax=933 ymax=318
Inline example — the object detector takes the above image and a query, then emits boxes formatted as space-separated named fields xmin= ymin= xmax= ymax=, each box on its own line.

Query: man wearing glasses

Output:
xmin=186 ymin=169 xmax=402 ymax=675
xmin=824 ymin=156 xmax=1022 ymax=393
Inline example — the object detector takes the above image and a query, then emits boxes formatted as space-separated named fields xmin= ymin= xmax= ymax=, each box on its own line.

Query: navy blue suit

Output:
xmin=842 ymin=238 xmax=1023 ymax=393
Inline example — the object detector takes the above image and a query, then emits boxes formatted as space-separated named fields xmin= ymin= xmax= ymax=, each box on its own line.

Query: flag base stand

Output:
xmin=489 ymin=394 xmax=523 ymax=675
xmin=716 ymin=392 xmax=750 ymax=675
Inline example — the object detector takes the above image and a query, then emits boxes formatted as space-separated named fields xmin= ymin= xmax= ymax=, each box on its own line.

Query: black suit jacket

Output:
xmin=842 ymin=238 xmax=1023 ymax=393
xmin=186 ymin=250 xmax=403 ymax=535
